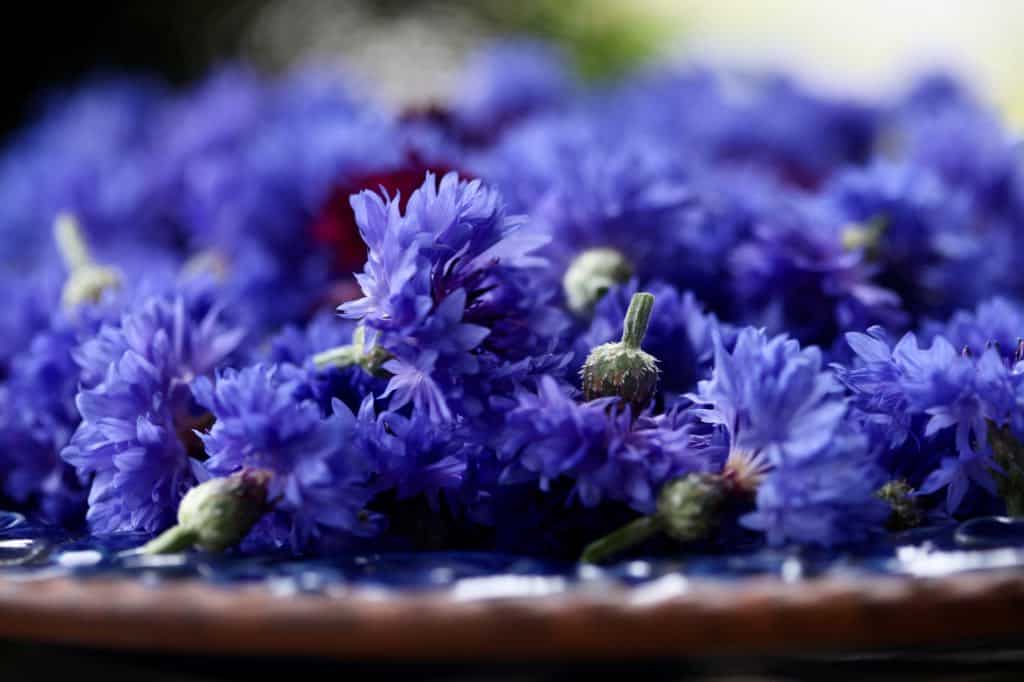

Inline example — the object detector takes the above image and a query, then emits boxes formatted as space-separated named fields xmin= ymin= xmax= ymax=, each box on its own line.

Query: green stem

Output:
xmin=53 ymin=213 xmax=93 ymax=271
xmin=140 ymin=525 xmax=199 ymax=555
xmin=312 ymin=344 xmax=361 ymax=370
xmin=581 ymin=514 xmax=664 ymax=564
xmin=621 ymin=292 xmax=654 ymax=349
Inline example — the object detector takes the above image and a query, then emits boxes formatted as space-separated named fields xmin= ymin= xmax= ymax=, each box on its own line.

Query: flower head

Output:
xmin=838 ymin=326 xmax=1020 ymax=513
xmin=62 ymin=294 xmax=243 ymax=534
xmin=692 ymin=327 xmax=887 ymax=546
xmin=194 ymin=364 xmax=382 ymax=553
xmin=341 ymin=171 xmax=566 ymax=422
xmin=498 ymin=376 xmax=711 ymax=513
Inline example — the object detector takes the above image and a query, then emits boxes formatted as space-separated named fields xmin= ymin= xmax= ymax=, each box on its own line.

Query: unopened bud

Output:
xmin=581 ymin=292 xmax=660 ymax=410
xmin=142 ymin=469 xmax=273 ymax=554
xmin=875 ymin=479 xmax=923 ymax=531
xmin=53 ymin=213 xmax=121 ymax=309
xmin=657 ymin=473 xmax=727 ymax=542
xmin=563 ymin=247 xmax=633 ymax=315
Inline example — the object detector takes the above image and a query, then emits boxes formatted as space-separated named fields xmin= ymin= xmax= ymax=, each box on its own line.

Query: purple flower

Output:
xmin=922 ymin=297 xmax=1024 ymax=361
xmin=826 ymin=160 xmax=1013 ymax=319
xmin=341 ymin=171 xmax=566 ymax=422
xmin=741 ymin=428 xmax=887 ymax=548
xmin=482 ymin=117 xmax=724 ymax=296
xmin=691 ymin=327 xmax=887 ymax=546
xmin=194 ymin=364 xmax=382 ymax=553
xmin=353 ymin=397 xmax=472 ymax=508
xmin=62 ymin=294 xmax=244 ymax=534
xmin=729 ymin=194 xmax=907 ymax=348
xmin=0 ymin=321 xmax=88 ymax=526
xmin=498 ymin=376 xmax=711 ymax=513
xmin=262 ymin=312 xmax=385 ymax=414
xmin=838 ymin=327 xmax=1019 ymax=513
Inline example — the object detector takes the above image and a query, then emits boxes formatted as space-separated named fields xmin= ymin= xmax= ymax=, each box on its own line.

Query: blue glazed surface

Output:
xmin=2 ymin=511 xmax=1024 ymax=597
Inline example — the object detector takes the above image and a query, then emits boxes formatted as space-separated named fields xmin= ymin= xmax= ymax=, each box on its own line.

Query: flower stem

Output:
xmin=141 ymin=524 xmax=199 ymax=555
xmin=621 ymin=292 xmax=654 ymax=349
xmin=312 ymin=344 xmax=362 ymax=370
xmin=580 ymin=514 xmax=664 ymax=564
xmin=53 ymin=213 xmax=93 ymax=271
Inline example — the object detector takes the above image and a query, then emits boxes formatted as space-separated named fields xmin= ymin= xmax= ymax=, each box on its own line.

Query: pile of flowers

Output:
xmin=3 ymin=41 xmax=1024 ymax=560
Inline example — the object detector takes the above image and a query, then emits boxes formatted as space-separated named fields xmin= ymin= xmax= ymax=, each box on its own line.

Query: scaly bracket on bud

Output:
xmin=581 ymin=291 xmax=660 ymax=411
xmin=875 ymin=479 xmax=924 ymax=531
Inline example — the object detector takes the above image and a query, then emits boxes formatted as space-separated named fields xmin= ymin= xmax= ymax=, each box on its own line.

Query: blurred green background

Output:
xmin=3 ymin=0 xmax=1024 ymax=133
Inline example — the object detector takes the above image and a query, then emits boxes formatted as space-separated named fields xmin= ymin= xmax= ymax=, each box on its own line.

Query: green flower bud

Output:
xmin=54 ymin=213 xmax=121 ymax=309
xmin=562 ymin=247 xmax=633 ymax=315
xmin=313 ymin=325 xmax=391 ymax=377
xmin=581 ymin=292 xmax=660 ymax=410
xmin=580 ymin=472 xmax=729 ymax=564
xmin=142 ymin=469 xmax=273 ymax=554
xmin=656 ymin=473 xmax=727 ymax=543
xmin=875 ymin=479 xmax=923 ymax=531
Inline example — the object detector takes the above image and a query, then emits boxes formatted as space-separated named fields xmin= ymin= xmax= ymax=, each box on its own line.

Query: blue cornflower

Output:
xmin=482 ymin=117 xmax=724 ymax=296
xmin=741 ymin=427 xmax=888 ymax=548
xmin=0 ymin=321 xmax=88 ymax=526
xmin=352 ymin=397 xmax=473 ymax=509
xmin=263 ymin=312 xmax=386 ymax=414
xmin=601 ymin=69 xmax=877 ymax=188
xmin=194 ymin=364 xmax=382 ymax=553
xmin=0 ymin=77 xmax=167 ymax=268
xmin=62 ymin=294 xmax=244 ymax=534
xmin=838 ymin=327 xmax=1019 ymax=513
xmin=341 ymin=171 xmax=566 ymax=422
xmin=922 ymin=297 xmax=1024 ymax=361
xmin=498 ymin=376 xmax=711 ymax=514
xmin=691 ymin=327 xmax=887 ymax=546
xmin=729 ymin=194 xmax=906 ymax=348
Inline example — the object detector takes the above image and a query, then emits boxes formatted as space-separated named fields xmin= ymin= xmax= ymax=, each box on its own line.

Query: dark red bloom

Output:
xmin=311 ymin=156 xmax=459 ymax=275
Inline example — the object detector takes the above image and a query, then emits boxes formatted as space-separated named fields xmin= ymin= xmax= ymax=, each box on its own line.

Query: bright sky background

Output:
xmin=658 ymin=0 xmax=1024 ymax=124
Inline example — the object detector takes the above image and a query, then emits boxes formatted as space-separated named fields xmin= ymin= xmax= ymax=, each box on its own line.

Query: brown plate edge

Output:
xmin=0 ymin=571 xmax=1022 ymax=659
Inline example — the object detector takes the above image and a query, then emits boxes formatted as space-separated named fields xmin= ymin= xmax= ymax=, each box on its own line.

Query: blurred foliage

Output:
xmin=467 ymin=0 xmax=679 ymax=80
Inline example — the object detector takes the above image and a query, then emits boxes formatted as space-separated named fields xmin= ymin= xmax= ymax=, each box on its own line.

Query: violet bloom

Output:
xmin=729 ymin=194 xmax=906 ymax=348
xmin=838 ymin=327 xmax=1021 ymax=513
xmin=691 ymin=327 xmax=887 ymax=547
xmin=62 ymin=294 xmax=244 ymax=534
xmin=194 ymin=364 xmax=382 ymax=553
xmin=498 ymin=375 xmax=711 ymax=514
xmin=341 ymin=171 xmax=566 ymax=422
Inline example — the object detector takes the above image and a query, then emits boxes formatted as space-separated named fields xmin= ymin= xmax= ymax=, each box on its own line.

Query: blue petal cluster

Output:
xmin=2 ymin=41 xmax=1024 ymax=558
xmin=62 ymin=295 xmax=244 ymax=533
xmin=498 ymin=376 xmax=711 ymax=514
xmin=838 ymin=322 xmax=1022 ymax=514
xmin=341 ymin=171 xmax=567 ymax=422
xmin=692 ymin=328 xmax=888 ymax=547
